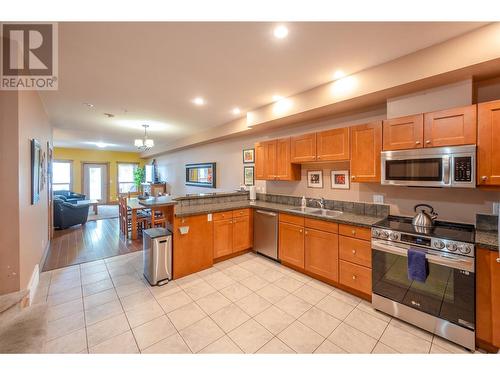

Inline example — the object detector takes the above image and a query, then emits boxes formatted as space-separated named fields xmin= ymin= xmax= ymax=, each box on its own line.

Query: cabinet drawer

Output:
xmin=233 ymin=208 xmax=251 ymax=218
xmin=339 ymin=260 xmax=371 ymax=295
xmin=279 ymin=213 xmax=305 ymax=226
xmin=339 ymin=236 xmax=371 ymax=268
xmin=213 ymin=211 xmax=233 ymax=221
xmin=305 ymin=218 xmax=338 ymax=234
xmin=338 ymin=224 xmax=371 ymax=241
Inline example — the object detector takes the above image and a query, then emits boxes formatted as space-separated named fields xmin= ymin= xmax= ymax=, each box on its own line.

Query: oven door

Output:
xmin=371 ymin=240 xmax=475 ymax=330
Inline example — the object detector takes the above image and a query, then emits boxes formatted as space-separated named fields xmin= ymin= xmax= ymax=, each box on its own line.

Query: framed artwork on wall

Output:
xmin=243 ymin=148 xmax=255 ymax=163
xmin=307 ymin=170 xmax=323 ymax=188
xmin=244 ymin=166 xmax=255 ymax=186
xmin=331 ymin=170 xmax=350 ymax=189
xmin=185 ymin=162 xmax=216 ymax=188
xmin=31 ymin=139 xmax=41 ymax=204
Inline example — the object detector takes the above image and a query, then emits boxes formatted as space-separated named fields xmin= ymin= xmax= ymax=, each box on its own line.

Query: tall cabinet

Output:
xmin=478 ymin=99 xmax=500 ymax=186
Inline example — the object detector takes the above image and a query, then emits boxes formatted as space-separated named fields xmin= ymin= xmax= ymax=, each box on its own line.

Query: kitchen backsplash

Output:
xmin=476 ymin=213 xmax=499 ymax=231
xmin=175 ymin=191 xmax=249 ymax=207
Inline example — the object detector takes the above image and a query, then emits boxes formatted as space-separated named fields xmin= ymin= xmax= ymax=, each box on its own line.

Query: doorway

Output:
xmin=82 ymin=163 xmax=109 ymax=203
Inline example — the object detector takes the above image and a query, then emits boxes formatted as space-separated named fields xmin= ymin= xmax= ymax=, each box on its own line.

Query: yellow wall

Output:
xmin=53 ymin=147 xmax=145 ymax=202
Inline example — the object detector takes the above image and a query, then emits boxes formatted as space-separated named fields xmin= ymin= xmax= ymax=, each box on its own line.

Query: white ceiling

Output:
xmin=43 ymin=22 xmax=487 ymax=152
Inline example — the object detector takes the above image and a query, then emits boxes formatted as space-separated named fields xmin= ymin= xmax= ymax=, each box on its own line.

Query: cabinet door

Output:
xmin=291 ymin=133 xmax=316 ymax=162
xmin=275 ymin=137 xmax=301 ymax=180
xmin=255 ymin=142 xmax=266 ymax=180
xmin=478 ymin=99 xmax=500 ymax=186
xmin=383 ymin=114 xmax=423 ymax=151
xmin=491 ymin=250 xmax=500 ymax=347
xmin=173 ymin=214 xmax=214 ymax=278
xmin=213 ymin=218 xmax=233 ymax=258
xmin=232 ymin=215 xmax=252 ymax=252
xmin=305 ymin=228 xmax=338 ymax=282
xmin=279 ymin=222 xmax=305 ymax=269
xmin=476 ymin=248 xmax=493 ymax=345
xmin=317 ymin=128 xmax=350 ymax=161
xmin=264 ymin=140 xmax=277 ymax=179
xmin=350 ymin=122 xmax=382 ymax=182
xmin=423 ymin=104 xmax=476 ymax=147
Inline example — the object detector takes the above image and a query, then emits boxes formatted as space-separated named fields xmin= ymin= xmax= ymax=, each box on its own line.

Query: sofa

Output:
xmin=53 ymin=197 xmax=90 ymax=229
xmin=53 ymin=190 xmax=86 ymax=204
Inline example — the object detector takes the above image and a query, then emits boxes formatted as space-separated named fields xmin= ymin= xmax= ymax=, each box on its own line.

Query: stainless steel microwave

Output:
xmin=381 ymin=145 xmax=476 ymax=188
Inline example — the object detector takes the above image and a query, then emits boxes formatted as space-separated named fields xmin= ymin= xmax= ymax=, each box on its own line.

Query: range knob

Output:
xmin=372 ymin=229 xmax=380 ymax=238
xmin=446 ymin=243 xmax=458 ymax=252
xmin=459 ymin=245 xmax=472 ymax=255
xmin=389 ymin=232 xmax=399 ymax=240
xmin=434 ymin=240 xmax=445 ymax=249
xmin=379 ymin=231 xmax=389 ymax=239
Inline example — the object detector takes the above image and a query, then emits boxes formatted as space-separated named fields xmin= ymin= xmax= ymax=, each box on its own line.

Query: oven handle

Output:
xmin=443 ymin=155 xmax=451 ymax=185
xmin=372 ymin=240 xmax=474 ymax=272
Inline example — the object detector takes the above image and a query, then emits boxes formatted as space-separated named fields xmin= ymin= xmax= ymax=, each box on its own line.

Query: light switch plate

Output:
xmin=207 ymin=213 xmax=212 ymax=221
xmin=373 ymin=194 xmax=384 ymax=204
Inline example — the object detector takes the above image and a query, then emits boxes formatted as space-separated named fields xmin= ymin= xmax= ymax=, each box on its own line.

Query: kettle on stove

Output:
xmin=412 ymin=204 xmax=438 ymax=228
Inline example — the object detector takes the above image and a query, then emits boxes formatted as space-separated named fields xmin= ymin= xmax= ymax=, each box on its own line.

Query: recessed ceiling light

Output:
xmin=83 ymin=102 xmax=94 ymax=108
xmin=272 ymin=95 xmax=284 ymax=102
xmin=232 ymin=107 xmax=241 ymax=115
xmin=333 ymin=70 xmax=345 ymax=80
xmin=192 ymin=97 xmax=205 ymax=106
xmin=273 ymin=25 xmax=288 ymax=39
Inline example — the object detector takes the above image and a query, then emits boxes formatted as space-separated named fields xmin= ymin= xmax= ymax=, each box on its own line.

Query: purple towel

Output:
xmin=407 ymin=247 xmax=429 ymax=282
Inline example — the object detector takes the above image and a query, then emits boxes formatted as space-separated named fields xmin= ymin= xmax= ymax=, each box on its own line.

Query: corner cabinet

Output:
xmin=382 ymin=114 xmax=424 ymax=151
xmin=350 ymin=121 xmax=382 ymax=183
xmin=255 ymin=138 xmax=300 ymax=181
xmin=478 ymin=99 xmax=500 ymax=186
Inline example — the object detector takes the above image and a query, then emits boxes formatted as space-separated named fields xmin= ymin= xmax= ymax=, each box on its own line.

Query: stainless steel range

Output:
xmin=371 ymin=216 xmax=475 ymax=351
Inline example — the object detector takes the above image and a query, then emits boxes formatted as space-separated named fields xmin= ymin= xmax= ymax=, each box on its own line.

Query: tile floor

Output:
xmin=35 ymin=252 xmax=475 ymax=354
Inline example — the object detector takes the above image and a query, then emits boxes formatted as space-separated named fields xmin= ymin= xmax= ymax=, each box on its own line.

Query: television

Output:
xmin=185 ymin=162 xmax=216 ymax=188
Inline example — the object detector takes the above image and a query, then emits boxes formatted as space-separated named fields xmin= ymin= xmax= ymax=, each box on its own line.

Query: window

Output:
xmin=52 ymin=161 xmax=72 ymax=191
xmin=118 ymin=163 xmax=138 ymax=194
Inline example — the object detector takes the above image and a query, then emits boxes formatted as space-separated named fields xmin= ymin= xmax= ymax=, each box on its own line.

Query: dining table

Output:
xmin=126 ymin=196 xmax=177 ymax=240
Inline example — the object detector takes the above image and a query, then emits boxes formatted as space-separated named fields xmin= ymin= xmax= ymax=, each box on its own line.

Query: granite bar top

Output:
xmin=173 ymin=191 xmax=248 ymax=200
xmin=476 ymin=230 xmax=499 ymax=251
xmin=174 ymin=200 xmax=383 ymax=228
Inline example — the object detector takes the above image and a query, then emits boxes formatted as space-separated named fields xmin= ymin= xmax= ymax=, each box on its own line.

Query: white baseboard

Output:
xmin=26 ymin=264 xmax=40 ymax=306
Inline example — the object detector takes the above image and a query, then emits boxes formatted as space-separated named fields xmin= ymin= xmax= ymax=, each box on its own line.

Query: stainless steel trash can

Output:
xmin=143 ymin=228 xmax=172 ymax=286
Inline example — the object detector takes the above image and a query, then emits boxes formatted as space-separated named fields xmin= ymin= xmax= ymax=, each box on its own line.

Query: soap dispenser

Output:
xmin=301 ymin=196 xmax=307 ymax=208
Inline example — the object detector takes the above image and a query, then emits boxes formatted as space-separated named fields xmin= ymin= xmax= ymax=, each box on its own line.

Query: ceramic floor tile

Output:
xmin=314 ymin=340 xmax=347 ymax=354
xmin=148 ymin=281 xmax=181 ymax=300
xmin=47 ymin=298 xmax=84 ymax=322
xmin=329 ymin=289 xmax=361 ymax=307
xmin=227 ymin=319 xmax=273 ymax=353
xmin=315 ymin=294 xmax=355 ymax=320
xmin=274 ymin=275 xmax=305 ymax=293
xmin=175 ymin=273 xmax=203 ymax=288
xmin=255 ymin=284 xmax=289 ymax=304
xmin=81 ymin=270 xmax=110 ymax=286
xmin=292 ymin=284 xmax=327 ymax=305
xmin=82 ymin=278 xmax=114 ymax=297
xmin=132 ymin=315 xmax=177 ymax=350
xmin=182 ymin=280 xmax=217 ymax=300
xmin=213 ymin=260 xmax=236 ymax=271
xmin=179 ymin=317 xmax=225 ymax=353
xmin=157 ymin=290 xmax=192 ymax=313
xmin=85 ymin=299 xmax=124 ymax=326
xmin=89 ymin=331 xmax=139 ymax=354
xmin=196 ymin=291 xmax=232 ymax=315
xmin=328 ymin=323 xmax=377 ymax=353
xmin=239 ymin=275 xmax=269 ymax=291
xmin=234 ymin=292 xmax=272 ymax=316
xmin=222 ymin=265 xmax=253 ymax=281
xmin=210 ymin=303 xmax=251 ymax=333
xmin=431 ymin=335 xmax=471 ymax=354
xmin=86 ymin=313 xmax=130 ymax=347
xmin=257 ymin=267 xmax=285 ymax=283
xmin=199 ymin=335 xmax=243 ymax=354
xmin=278 ymin=321 xmax=324 ymax=353
xmin=285 ymin=270 xmax=313 ymax=284
xmin=254 ymin=305 xmax=295 ymax=335
xmin=379 ymin=324 xmax=431 ymax=353
xmin=120 ymin=289 xmax=154 ymax=311
xmin=111 ymin=273 xmax=142 ymax=286
xmin=356 ymin=300 xmax=392 ymax=323
xmin=83 ymin=288 xmax=118 ymax=310
xmin=125 ymin=299 xmax=165 ymax=328
xmin=44 ymin=328 xmax=87 ymax=354
xmin=115 ymin=280 xmax=149 ymax=298
xmin=47 ymin=286 xmax=82 ymax=307
xmin=220 ymin=283 xmax=253 ymax=302
xmin=256 ymin=338 xmax=295 ymax=354
xmin=195 ymin=266 xmax=220 ymax=278
xmin=298 ymin=306 xmax=341 ymax=337
xmin=372 ymin=342 xmax=398 ymax=354
xmin=46 ymin=312 xmax=85 ymax=341
xmin=141 ymin=333 xmax=191 ymax=354
xmin=275 ymin=294 xmax=312 ymax=319
xmin=202 ymin=271 xmax=236 ymax=290
xmin=344 ymin=307 xmax=389 ymax=340
xmin=388 ymin=318 xmax=433 ymax=342
xmin=238 ymin=260 xmax=267 ymax=274
xmin=167 ymin=302 xmax=207 ymax=331
xmin=307 ymin=279 xmax=335 ymax=294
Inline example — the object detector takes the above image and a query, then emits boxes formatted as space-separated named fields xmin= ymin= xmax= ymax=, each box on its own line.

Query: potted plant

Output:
xmin=133 ymin=166 xmax=145 ymax=193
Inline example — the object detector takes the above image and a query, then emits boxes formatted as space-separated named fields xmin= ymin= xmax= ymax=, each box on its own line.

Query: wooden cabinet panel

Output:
xmin=233 ymin=208 xmax=251 ymax=218
xmin=279 ymin=213 xmax=305 ymax=226
xmin=316 ymin=128 xmax=350 ymax=161
xmin=213 ymin=211 xmax=233 ymax=221
xmin=305 ymin=228 xmax=338 ymax=282
xmin=338 ymin=224 xmax=371 ymax=241
xmin=339 ymin=236 xmax=371 ymax=268
xmin=291 ymin=133 xmax=317 ymax=162
xmin=304 ymin=218 xmax=338 ymax=234
xmin=339 ymin=260 xmax=371 ymax=295
xmin=476 ymin=248 xmax=493 ymax=344
xmin=255 ymin=142 xmax=266 ymax=180
xmin=232 ymin=215 xmax=252 ymax=252
xmin=173 ymin=214 xmax=213 ymax=279
xmin=255 ymin=139 xmax=299 ymax=181
xmin=279 ymin=222 xmax=305 ymax=269
xmin=264 ymin=140 xmax=277 ymax=179
xmin=490 ymin=250 xmax=500 ymax=347
xmin=423 ymin=104 xmax=477 ymax=147
xmin=478 ymin=99 xmax=500 ymax=186
xmin=383 ymin=114 xmax=424 ymax=151
xmin=276 ymin=137 xmax=301 ymax=180
xmin=350 ymin=122 xmax=382 ymax=183
xmin=213 ymin=218 xmax=233 ymax=258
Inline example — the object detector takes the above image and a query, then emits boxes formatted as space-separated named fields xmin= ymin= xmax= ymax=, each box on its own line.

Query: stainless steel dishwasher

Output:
xmin=253 ymin=209 xmax=278 ymax=261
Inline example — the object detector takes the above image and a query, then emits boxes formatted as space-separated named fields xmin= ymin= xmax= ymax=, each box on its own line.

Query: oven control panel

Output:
xmin=453 ymin=156 xmax=472 ymax=182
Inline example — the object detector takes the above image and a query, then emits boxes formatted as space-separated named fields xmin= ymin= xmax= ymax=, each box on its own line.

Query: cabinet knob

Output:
xmin=482 ymin=176 xmax=488 ymax=181
xmin=305 ymin=231 xmax=308 ymax=235
xmin=352 ymin=275 xmax=357 ymax=280
xmin=351 ymin=176 xmax=356 ymax=180
xmin=352 ymin=249 xmax=356 ymax=254
xmin=415 ymin=141 xmax=421 ymax=145
xmin=299 ymin=229 xmax=303 ymax=233
xmin=425 ymin=140 xmax=431 ymax=144
xmin=496 ymin=258 xmax=500 ymax=263
xmin=351 ymin=230 xmax=356 ymax=235
xmin=317 ymin=156 xmax=321 ymax=159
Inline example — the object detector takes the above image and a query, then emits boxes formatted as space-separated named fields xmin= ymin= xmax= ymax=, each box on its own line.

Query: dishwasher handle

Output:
xmin=255 ymin=210 xmax=277 ymax=217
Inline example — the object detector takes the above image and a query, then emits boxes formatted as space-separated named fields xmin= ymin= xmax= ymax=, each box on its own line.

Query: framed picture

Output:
xmin=31 ymin=139 xmax=41 ymax=204
xmin=243 ymin=148 xmax=255 ymax=163
xmin=244 ymin=166 xmax=255 ymax=186
xmin=185 ymin=162 xmax=216 ymax=188
xmin=307 ymin=170 xmax=323 ymax=188
xmin=331 ymin=170 xmax=350 ymax=189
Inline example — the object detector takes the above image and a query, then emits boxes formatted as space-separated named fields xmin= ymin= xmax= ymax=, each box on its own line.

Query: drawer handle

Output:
xmin=352 ymin=275 xmax=357 ymax=280
xmin=415 ymin=141 xmax=421 ymax=145
xmin=425 ymin=140 xmax=431 ymax=145
xmin=352 ymin=249 xmax=356 ymax=254
xmin=351 ymin=230 xmax=356 ymax=235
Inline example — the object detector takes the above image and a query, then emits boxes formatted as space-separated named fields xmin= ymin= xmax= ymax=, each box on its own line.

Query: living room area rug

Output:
xmin=87 ymin=204 xmax=119 ymax=221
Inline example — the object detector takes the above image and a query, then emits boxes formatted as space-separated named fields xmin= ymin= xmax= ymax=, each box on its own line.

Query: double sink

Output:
xmin=287 ymin=206 xmax=343 ymax=218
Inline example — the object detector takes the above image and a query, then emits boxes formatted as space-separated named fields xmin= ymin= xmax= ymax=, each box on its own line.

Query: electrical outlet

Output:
xmin=207 ymin=213 xmax=212 ymax=222
xmin=373 ymin=194 xmax=384 ymax=204
xmin=493 ymin=202 xmax=500 ymax=215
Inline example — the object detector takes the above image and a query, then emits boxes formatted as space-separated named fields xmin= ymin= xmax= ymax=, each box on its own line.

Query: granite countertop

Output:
xmin=173 ymin=191 xmax=248 ymax=201
xmin=175 ymin=200 xmax=383 ymax=228
xmin=476 ymin=230 xmax=499 ymax=251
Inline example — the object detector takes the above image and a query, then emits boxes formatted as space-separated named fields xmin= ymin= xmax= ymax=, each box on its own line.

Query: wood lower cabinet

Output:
xmin=350 ymin=121 xmax=382 ymax=183
xmin=233 ymin=215 xmax=252 ymax=252
xmin=173 ymin=214 xmax=214 ymax=279
xmin=423 ymin=104 xmax=476 ymax=147
xmin=213 ymin=218 xmax=233 ymax=258
xmin=291 ymin=133 xmax=317 ymax=162
xmin=339 ymin=260 xmax=371 ymax=295
xmin=213 ymin=210 xmax=252 ymax=259
xmin=316 ymin=128 xmax=350 ymax=161
xmin=279 ymin=220 xmax=305 ymax=269
xmin=478 ymin=99 xmax=500 ymax=186
xmin=339 ymin=235 xmax=371 ymax=268
xmin=383 ymin=114 xmax=424 ymax=151
xmin=305 ymin=228 xmax=338 ymax=282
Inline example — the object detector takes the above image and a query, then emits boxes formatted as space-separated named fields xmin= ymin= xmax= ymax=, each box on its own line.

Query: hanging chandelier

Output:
xmin=134 ymin=124 xmax=154 ymax=151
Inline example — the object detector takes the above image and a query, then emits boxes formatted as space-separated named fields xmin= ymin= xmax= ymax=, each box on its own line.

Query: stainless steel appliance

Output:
xmin=371 ymin=216 xmax=475 ymax=350
xmin=381 ymin=145 xmax=476 ymax=188
xmin=254 ymin=209 xmax=278 ymax=260
xmin=412 ymin=204 xmax=438 ymax=228
xmin=143 ymin=228 xmax=172 ymax=286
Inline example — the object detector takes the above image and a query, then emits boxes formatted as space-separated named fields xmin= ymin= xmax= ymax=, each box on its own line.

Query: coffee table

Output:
xmin=76 ymin=199 xmax=99 ymax=214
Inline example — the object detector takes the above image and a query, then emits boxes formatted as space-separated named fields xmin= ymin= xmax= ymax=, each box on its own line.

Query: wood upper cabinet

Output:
xmin=279 ymin=221 xmax=305 ymax=269
xmin=291 ymin=133 xmax=317 ymax=162
xmin=316 ymin=128 xmax=350 ymax=161
xmin=478 ymin=99 xmax=500 ymax=186
xmin=213 ymin=218 xmax=233 ymax=258
xmin=350 ymin=121 xmax=382 ymax=183
xmin=304 ymin=228 xmax=338 ymax=282
xmin=255 ymin=140 xmax=276 ymax=180
xmin=232 ymin=215 xmax=252 ymax=252
xmin=423 ymin=104 xmax=477 ymax=147
xmin=255 ymin=142 xmax=266 ymax=180
xmin=383 ymin=114 xmax=424 ymax=151
xmin=275 ymin=138 xmax=301 ymax=180
xmin=173 ymin=214 xmax=213 ymax=279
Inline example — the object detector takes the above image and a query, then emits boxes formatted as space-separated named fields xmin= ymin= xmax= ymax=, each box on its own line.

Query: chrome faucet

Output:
xmin=317 ymin=197 xmax=326 ymax=209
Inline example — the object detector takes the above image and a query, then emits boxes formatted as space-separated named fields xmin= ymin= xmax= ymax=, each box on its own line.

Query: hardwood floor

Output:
xmin=43 ymin=218 xmax=143 ymax=271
